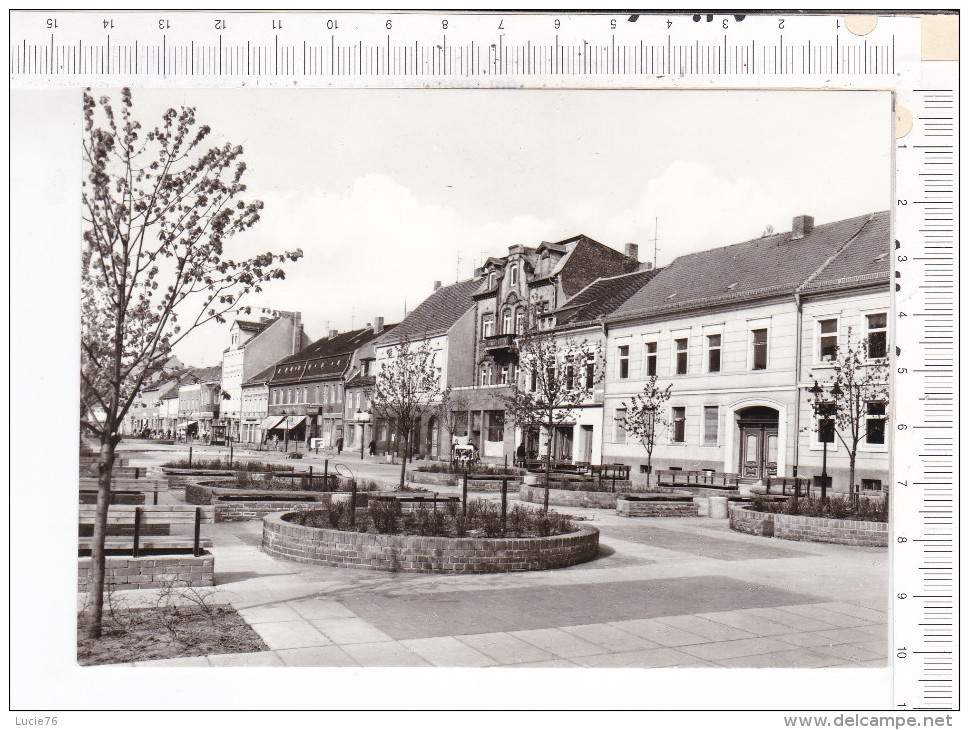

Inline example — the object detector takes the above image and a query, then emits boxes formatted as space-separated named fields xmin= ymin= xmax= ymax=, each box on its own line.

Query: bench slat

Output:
xmin=78 ymin=537 xmax=213 ymax=549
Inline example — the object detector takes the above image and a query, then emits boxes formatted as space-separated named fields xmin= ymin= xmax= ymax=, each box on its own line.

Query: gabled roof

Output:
xmin=183 ymin=365 xmax=223 ymax=385
xmin=608 ymin=212 xmax=889 ymax=321
xmin=378 ymin=278 xmax=481 ymax=345
xmin=552 ymin=268 xmax=663 ymax=328
xmin=799 ymin=212 xmax=891 ymax=293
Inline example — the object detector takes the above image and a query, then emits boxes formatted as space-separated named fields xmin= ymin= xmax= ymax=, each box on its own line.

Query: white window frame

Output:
xmin=509 ymin=264 xmax=518 ymax=286
xmin=502 ymin=309 xmax=513 ymax=335
xmin=809 ymin=411 xmax=840 ymax=451
xmin=749 ymin=327 xmax=770 ymax=371
xmin=672 ymin=336 xmax=689 ymax=376
xmin=815 ymin=315 xmax=841 ymax=366
xmin=614 ymin=407 xmax=627 ymax=444
xmin=482 ymin=314 xmax=495 ymax=338
xmin=703 ymin=327 xmax=724 ymax=374
xmin=864 ymin=310 xmax=889 ymax=361
xmin=860 ymin=400 xmax=889 ymax=452
xmin=669 ymin=405 xmax=687 ymax=444
xmin=702 ymin=404 xmax=720 ymax=446
xmin=617 ymin=344 xmax=630 ymax=379
xmin=643 ymin=335 xmax=660 ymax=378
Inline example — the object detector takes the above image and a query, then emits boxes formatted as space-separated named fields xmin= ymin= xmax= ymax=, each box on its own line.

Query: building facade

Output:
xmin=176 ymin=365 xmax=223 ymax=440
xmin=601 ymin=212 xmax=890 ymax=493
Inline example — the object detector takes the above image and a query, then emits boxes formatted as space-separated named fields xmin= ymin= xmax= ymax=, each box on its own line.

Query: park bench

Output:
xmin=78 ymin=504 xmax=213 ymax=557
xmin=79 ymin=477 xmax=169 ymax=505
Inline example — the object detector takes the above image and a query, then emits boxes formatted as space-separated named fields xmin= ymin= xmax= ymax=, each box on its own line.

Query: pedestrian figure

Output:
xmin=369 ymin=439 xmax=376 ymax=456
xmin=516 ymin=442 xmax=526 ymax=467
xmin=336 ymin=436 xmax=344 ymax=454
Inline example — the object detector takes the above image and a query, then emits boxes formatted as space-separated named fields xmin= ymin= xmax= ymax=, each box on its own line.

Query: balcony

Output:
xmin=482 ymin=333 xmax=515 ymax=354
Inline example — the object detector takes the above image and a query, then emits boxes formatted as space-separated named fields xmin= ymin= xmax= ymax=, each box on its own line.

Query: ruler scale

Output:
xmin=9 ymin=9 xmax=958 ymax=712
xmin=893 ymin=77 xmax=959 ymax=711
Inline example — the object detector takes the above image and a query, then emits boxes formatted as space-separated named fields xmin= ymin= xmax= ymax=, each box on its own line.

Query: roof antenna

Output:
xmin=350 ymin=307 xmax=355 ymax=330
xmin=652 ymin=217 xmax=661 ymax=267
xmin=456 ymin=251 xmax=462 ymax=282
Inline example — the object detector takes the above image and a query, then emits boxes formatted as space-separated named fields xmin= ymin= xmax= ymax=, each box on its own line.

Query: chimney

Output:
xmin=373 ymin=316 xmax=384 ymax=334
xmin=328 ymin=329 xmax=339 ymax=339
xmin=791 ymin=215 xmax=815 ymax=240
xmin=433 ymin=280 xmax=442 ymax=291
xmin=640 ymin=261 xmax=654 ymax=271
xmin=624 ymin=243 xmax=639 ymax=261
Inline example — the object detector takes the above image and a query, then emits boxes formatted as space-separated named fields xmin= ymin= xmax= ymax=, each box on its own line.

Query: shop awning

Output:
xmin=177 ymin=421 xmax=198 ymax=431
xmin=259 ymin=416 xmax=285 ymax=431
xmin=285 ymin=415 xmax=307 ymax=429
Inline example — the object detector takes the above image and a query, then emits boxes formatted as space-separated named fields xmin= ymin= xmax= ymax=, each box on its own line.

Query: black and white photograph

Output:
xmin=68 ymin=86 xmax=893 ymax=670
xmin=11 ymin=9 xmax=956 ymax=718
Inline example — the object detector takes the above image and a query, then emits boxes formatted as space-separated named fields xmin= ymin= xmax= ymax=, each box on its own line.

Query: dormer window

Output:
xmin=489 ymin=272 xmax=497 ymax=289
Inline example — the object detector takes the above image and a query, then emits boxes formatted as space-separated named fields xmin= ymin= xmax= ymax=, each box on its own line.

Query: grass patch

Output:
xmin=77 ymin=584 xmax=267 ymax=665
xmin=414 ymin=462 xmax=524 ymax=477
xmin=164 ymin=458 xmax=294 ymax=472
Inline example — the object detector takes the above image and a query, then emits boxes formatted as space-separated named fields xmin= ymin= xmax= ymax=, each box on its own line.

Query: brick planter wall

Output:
xmin=262 ymin=512 xmax=599 ymax=574
xmin=77 ymin=553 xmax=214 ymax=591
xmin=214 ymin=499 xmax=323 ymax=523
xmin=728 ymin=505 xmax=888 ymax=547
xmin=518 ymin=484 xmax=618 ymax=509
xmin=617 ymin=494 xmax=699 ymax=518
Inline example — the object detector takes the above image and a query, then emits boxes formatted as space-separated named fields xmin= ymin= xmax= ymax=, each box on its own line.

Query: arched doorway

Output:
xmin=736 ymin=406 xmax=779 ymax=480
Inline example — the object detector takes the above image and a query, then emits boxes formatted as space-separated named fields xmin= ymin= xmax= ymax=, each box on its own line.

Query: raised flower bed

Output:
xmin=261 ymin=499 xmax=598 ymax=574
xmin=729 ymin=499 xmax=888 ymax=547
xmin=616 ymin=491 xmax=699 ymax=518
xmin=519 ymin=483 xmax=620 ymax=509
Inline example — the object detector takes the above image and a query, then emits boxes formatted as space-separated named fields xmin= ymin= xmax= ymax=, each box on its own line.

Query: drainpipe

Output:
xmin=792 ymin=292 xmax=803 ymax=477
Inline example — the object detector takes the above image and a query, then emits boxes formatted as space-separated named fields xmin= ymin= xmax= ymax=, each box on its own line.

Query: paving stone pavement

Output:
xmin=117 ymin=443 xmax=888 ymax=670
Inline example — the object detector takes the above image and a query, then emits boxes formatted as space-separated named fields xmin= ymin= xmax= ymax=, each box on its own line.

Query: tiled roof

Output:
xmin=609 ymin=212 xmax=888 ymax=321
xmin=379 ymin=278 xmax=481 ymax=345
xmin=800 ymin=212 xmax=891 ymax=292
xmin=345 ymin=373 xmax=376 ymax=389
xmin=235 ymin=318 xmax=271 ymax=333
xmin=186 ymin=365 xmax=222 ymax=384
xmin=268 ymin=325 xmax=397 ymax=385
xmin=552 ymin=268 xmax=663 ymax=327
xmin=242 ymin=361 xmax=279 ymax=388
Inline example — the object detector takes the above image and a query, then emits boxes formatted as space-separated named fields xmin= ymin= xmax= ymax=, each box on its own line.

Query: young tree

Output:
xmin=615 ymin=375 xmax=673 ymax=488
xmin=370 ymin=340 xmax=443 ymax=488
xmin=80 ymin=89 xmax=302 ymax=638
xmin=807 ymin=327 xmax=890 ymax=501
xmin=503 ymin=309 xmax=603 ymax=513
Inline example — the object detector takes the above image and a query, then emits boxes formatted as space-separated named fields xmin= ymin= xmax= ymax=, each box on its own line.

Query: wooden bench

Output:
xmin=80 ymin=464 xmax=143 ymax=478
xmin=79 ymin=477 xmax=169 ymax=505
xmin=78 ymin=505 xmax=213 ymax=557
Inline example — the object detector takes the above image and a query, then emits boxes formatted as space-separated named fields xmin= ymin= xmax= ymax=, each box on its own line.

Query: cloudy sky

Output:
xmin=118 ymin=88 xmax=891 ymax=366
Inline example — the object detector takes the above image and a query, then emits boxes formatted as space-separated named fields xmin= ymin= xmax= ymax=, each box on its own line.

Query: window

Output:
xmin=486 ymin=411 xmax=504 ymax=441
xmin=866 ymin=401 xmax=887 ymax=445
xmin=509 ymin=264 xmax=518 ymax=286
xmin=866 ymin=313 xmax=888 ymax=359
xmin=675 ymin=338 xmax=688 ymax=375
xmin=479 ymin=362 xmax=493 ymax=386
xmin=707 ymin=334 xmax=722 ymax=372
xmin=529 ymin=368 xmax=537 ymax=392
xmin=502 ymin=309 xmax=512 ymax=334
xmin=482 ymin=315 xmax=494 ymax=338
xmin=515 ymin=308 xmax=525 ymax=334
xmin=618 ymin=345 xmax=630 ymax=378
xmin=671 ymin=407 xmax=686 ymax=443
xmin=315 ymin=385 xmax=321 ymax=403
xmin=489 ymin=272 xmax=497 ymax=289
xmin=614 ymin=408 xmax=627 ymax=444
xmin=703 ymin=406 xmax=719 ymax=445
xmin=751 ymin=328 xmax=768 ymax=370
xmin=818 ymin=318 xmax=839 ymax=362
xmin=564 ymin=363 xmax=575 ymax=391
xmin=499 ymin=364 xmax=510 ymax=385
xmin=818 ymin=411 xmax=836 ymax=444
xmin=862 ymin=479 xmax=883 ymax=492
xmin=645 ymin=341 xmax=658 ymax=377
xmin=362 ymin=359 xmax=371 ymax=377
xmin=585 ymin=355 xmax=595 ymax=389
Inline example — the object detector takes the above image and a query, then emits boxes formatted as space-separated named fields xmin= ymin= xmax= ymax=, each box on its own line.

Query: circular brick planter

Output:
xmin=261 ymin=511 xmax=599 ymax=573
xmin=518 ymin=484 xmax=618 ymax=509
xmin=729 ymin=504 xmax=888 ymax=547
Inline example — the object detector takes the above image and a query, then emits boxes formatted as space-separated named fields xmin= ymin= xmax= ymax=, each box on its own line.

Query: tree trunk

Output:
xmin=543 ymin=417 xmax=553 ymax=514
xmin=82 ymin=435 xmax=117 ymax=639
xmin=849 ymin=454 xmax=857 ymax=506
xmin=398 ymin=431 xmax=408 ymax=489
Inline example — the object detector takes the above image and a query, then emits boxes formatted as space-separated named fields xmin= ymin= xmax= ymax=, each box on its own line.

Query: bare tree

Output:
xmin=437 ymin=386 xmax=469 ymax=463
xmin=615 ymin=375 xmax=673 ymax=488
xmin=807 ymin=326 xmax=890 ymax=501
xmin=503 ymin=308 xmax=603 ymax=513
xmin=80 ymin=88 xmax=302 ymax=638
xmin=371 ymin=340 xmax=443 ymax=488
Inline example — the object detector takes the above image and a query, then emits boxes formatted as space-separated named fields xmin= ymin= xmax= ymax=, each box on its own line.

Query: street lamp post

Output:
xmin=809 ymin=380 xmax=841 ymax=503
xmin=356 ymin=409 xmax=371 ymax=460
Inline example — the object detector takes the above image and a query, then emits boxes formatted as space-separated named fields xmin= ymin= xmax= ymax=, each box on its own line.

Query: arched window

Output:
xmin=502 ymin=309 xmax=513 ymax=334
xmin=509 ymin=264 xmax=518 ymax=286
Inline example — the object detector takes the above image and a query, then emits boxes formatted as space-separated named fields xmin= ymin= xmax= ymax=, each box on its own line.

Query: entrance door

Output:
xmin=581 ymin=425 xmax=594 ymax=463
xmin=555 ymin=426 xmax=574 ymax=462
xmin=739 ymin=424 xmax=779 ymax=479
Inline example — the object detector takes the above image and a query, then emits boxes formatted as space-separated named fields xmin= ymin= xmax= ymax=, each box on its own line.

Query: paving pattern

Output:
xmin=119 ymin=443 xmax=889 ymax=669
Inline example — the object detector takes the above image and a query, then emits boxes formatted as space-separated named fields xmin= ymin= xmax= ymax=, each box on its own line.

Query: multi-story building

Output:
xmin=373 ymin=278 xmax=481 ymax=458
xmin=176 ymin=365 xmax=223 ymax=440
xmin=458 ymin=235 xmax=641 ymax=461
xmin=529 ymin=266 xmax=661 ymax=464
xmin=220 ymin=309 xmax=309 ymax=440
xmin=263 ymin=319 xmax=394 ymax=450
xmin=240 ymin=363 xmax=275 ymax=445
xmin=601 ymin=211 xmax=890 ymax=492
